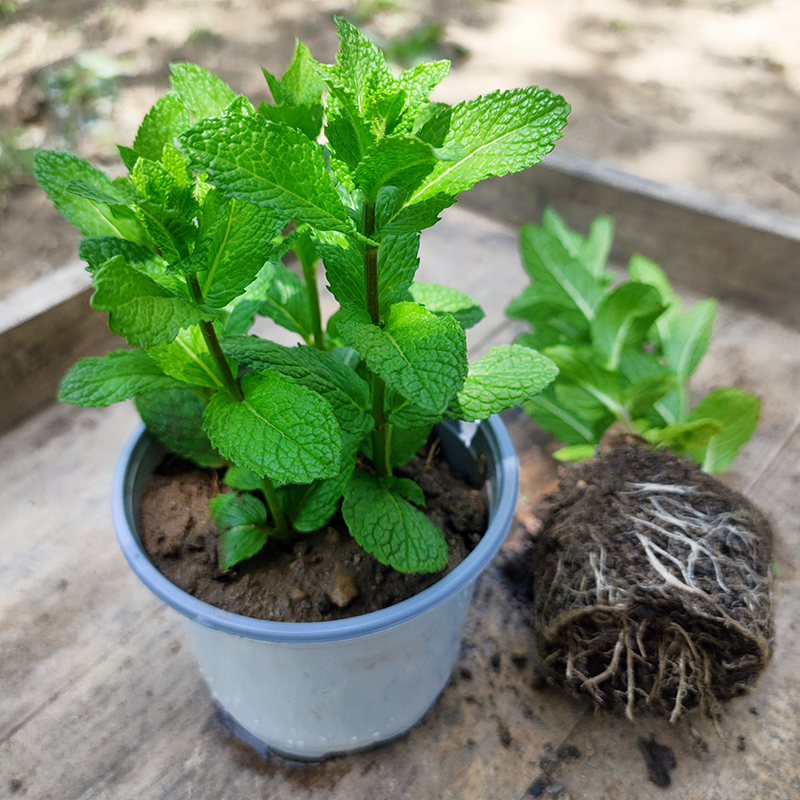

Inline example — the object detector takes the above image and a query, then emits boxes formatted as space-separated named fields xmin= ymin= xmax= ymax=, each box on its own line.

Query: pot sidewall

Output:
xmin=112 ymin=417 xmax=518 ymax=759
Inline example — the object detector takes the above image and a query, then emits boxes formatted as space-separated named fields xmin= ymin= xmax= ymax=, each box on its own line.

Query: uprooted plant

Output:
xmin=508 ymin=209 xmax=773 ymax=722
xmin=36 ymin=18 xmax=567 ymax=577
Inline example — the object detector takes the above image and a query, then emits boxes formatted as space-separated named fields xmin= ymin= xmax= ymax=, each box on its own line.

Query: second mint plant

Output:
xmin=37 ymin=19 xmax=568 ymax=574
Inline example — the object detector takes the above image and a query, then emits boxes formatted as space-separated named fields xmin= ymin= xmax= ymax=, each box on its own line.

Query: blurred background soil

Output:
xmin=1 ymin=0 xmax=798 ymax=297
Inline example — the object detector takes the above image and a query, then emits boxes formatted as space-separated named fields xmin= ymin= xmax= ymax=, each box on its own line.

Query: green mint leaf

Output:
xmin=218 ymin=523 xmax=271 ymax=571
xmin=342 ymin=471 xmax=447 ymax=573
xmin=410 ymin=282 xmax=485 ymax=329
xmin=224 ymin=467 xmax=263 ymax=492
xmin=135 ymin=386 xmax=226 ymax=468
xmin=545 ymin=345 xmax=625 ymax=417
xmin=34 ymin=151 xmax=148 ymax=243
xmin=284 ymin=431 xmax=361 ymax=532
xmin=58 ymin=349 xmax=177 ymax=407
xmin=661 ymin=298 xmax=717 ymax=382
xmin=622 ymin=373 xmax=677 ymax=419
xmin=591 ymin=282 xmax=665 ymax=370
xmin=397 ymin=63 xmax=451 ymax=123
xmin=210 ymin=491 xmax=267 ymax=529
xmin=385 ymin=424 xmax=434 ymax=469
xmin=196 ymin=191 xmax=285 ymax=307
xmin=643 ymin=418 xmax=724 ymax=455
xmin=686 ymin=387 xmax=760 ymax=473
xmin=203 ymin=370 xmax=342 ymax=483
xmin=147 ymin=325 xmax=236 ymax=390
xmin=409 ymin=86 xmax=570 ymax=204
xmin=374 ymin=188 xmax=456 ymax=237
xmin=629 ymin=254 xmax=682 ymax=342
xmin=519 ymin=223 xmax=604 ymax=322
xmin=320 ymin=17 xmax=395 ymax=106
xmin=180 ymin=113 xmax=355 ymax=234
xmin=338 ymin=302 xmax=468 ymax=413
xmin=580 ymin=214 xmax=615 ymax=280
xmin=91 ymin=257 xmax=217 ymax=346
xmin=523 ymin=384 xmax=613 ymax=446
xmin=552 ymin=444 xmax=596 ymax=462
xmin=133 ymin=93 xmax=192 ymax=162
xmin=354 ymin=134 xmax=439 ymax=202
xmin=255 ymin=261 xmax=314 ymax=340
xmin=317 ymin=231 xmax=419 ymax=316
xmin=169 ymin=62 xmax=238 ymax=121
xmin=78 ymin=236 xmax=166 ymax=278
xmin=385 ymin=389 xmax=444 ymax=428
xmin=220 ymin=336 xmax=373 ymax=434
xmin=450 ymin=344 xmax=558 ymax=421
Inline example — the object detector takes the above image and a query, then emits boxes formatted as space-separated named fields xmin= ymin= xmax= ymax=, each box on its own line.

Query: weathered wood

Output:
xmin=2 ymin=206 xmax=800 ymax=798
xmin=461 ymin=150 xmax=800 ymax=330
xmin=0 ymin=263 xmax=123 ymax=435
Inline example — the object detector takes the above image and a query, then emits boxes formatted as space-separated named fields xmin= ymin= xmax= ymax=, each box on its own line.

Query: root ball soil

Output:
xmin=532 ymin=441 xmax=774 ymax=721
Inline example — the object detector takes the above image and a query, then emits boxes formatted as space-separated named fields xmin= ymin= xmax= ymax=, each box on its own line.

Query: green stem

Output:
xmin=186 ymin=275 xmax=243 ymax=402
xmin=363 ymin=201 xmax=390 ymax=477
xmin=259 ymin=475 xmax=291 ymax=540
xmin=301 ymin=255 xmax=326 ymax=351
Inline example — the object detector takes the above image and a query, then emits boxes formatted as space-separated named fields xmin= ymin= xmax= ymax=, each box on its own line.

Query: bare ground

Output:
xmin=1 ymin=0 xmax=798 ymax=297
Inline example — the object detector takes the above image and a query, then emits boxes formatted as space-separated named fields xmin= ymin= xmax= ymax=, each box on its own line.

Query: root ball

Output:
xmin=532 ymin=443 xmax=775 ymax=721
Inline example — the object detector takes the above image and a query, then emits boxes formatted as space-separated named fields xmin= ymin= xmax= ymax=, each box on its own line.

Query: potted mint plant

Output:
xmin=508 ymin=209 xmax=773 ymax=722
xmin=35 ymin=19 xmax=569 ymax=759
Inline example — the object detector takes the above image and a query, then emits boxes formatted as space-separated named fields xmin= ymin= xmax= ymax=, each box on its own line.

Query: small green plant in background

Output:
xmin=37 ymin=18 xmax=568 ymax=573
xmin=508 ymin=208 xmax=760 ymax=472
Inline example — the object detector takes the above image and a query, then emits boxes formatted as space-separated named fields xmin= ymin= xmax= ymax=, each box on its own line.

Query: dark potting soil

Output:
xmin=139 ymin=437 xmax=487 ymax=622
xmin=529 ymin=438 xmax=775 ymax=720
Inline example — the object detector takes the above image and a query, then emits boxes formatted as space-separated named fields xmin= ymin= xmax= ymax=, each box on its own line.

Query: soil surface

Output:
xmin=139 ymin=436 xmax=487 ymax=622
xmin=2 ymin=0 xmax=800 ymax=298
xmin=528 ymin=440 xmax=774 ymax=720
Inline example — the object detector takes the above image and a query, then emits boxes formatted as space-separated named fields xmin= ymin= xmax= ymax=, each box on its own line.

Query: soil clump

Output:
xmin=529 ymin=440 xmax=774 ymax=721
xmin=139 ymin=436 xmax=487 ymax=622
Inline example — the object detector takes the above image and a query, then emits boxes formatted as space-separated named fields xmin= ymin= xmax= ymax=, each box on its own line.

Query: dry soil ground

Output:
xmin=0 ymin=0 xmax=798 ymax=298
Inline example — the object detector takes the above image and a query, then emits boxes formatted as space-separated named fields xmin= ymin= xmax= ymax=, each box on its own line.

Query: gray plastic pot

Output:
xmin=112 ymin=416 xmax=518 ymax=760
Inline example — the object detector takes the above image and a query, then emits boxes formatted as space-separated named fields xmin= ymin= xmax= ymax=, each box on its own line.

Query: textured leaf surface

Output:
xmin=317 ymin=231 xmax=419 ymax=316
xmin=133 ymin=93 xmax=192 ymax=162
xmin=34 ymin=151 xmax=147 ymax=242
xmin=591 ymin=283 xmax=664 ymax=369
xmin=180 ymin=114 xmax=354 ymax=233
xmin=58 ymin=350 xmax=177 ymax=407
xmin=409 ymin=86 xmax=569 ymax=204
xmin=519 ymin=224 xmax=604 ymax=321
xmin=196 ymin=191 xmax=284 ymax=307
xmin=91 ymin=258 xmax=216 ymax=346
xmin=285 ymin=432 xmax=361 ymax=532
xmin=374 ymin=189 xmax=456 ymax=237
xmin=169 ymin=62 xmax=238 ymax=120
xmin=410 ymin=282 xmax=484 ymax=329
xmin=203 ymin=370 xmax=341 ymax=483
xmin=662 ymin=299 xmax=716 ymax=381
xmin=210 ymin=493 xmax=271 ymax=570
xmin=451 ymin=344 xmax=558 ymax=421
xmin=221 ymin=336 xmax=373 ymax=434
xmin=687 ymin=388 xmax=760 ymax=473
xmin=135 ymin=386 xmax=225 ymax=468
xmin=354 ymin=135 xmax=437 ymax=202
xmin=338 ymin=302 xmax=467 ymax=412
xmin=342 ymin=472 xmax=447 ymax=573
xmin=147 ymin=325 xmax=235 ymax=390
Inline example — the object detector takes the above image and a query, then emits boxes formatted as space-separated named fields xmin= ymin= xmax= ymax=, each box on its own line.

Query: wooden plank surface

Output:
xmin=1 ymin=207 xmax=800 ymax=799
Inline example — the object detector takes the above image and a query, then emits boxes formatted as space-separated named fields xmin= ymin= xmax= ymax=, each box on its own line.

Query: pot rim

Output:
xmin=112 ymin=416 xmax=518 ymax=644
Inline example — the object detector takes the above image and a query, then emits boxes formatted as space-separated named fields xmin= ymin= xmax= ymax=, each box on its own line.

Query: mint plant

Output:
xmin=36 ymin=20 xmax=568 ymax=574
xmin=508 ymin=207 xmax=760 ymax=472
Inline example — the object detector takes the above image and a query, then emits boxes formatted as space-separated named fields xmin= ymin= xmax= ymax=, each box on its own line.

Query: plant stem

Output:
xmin=300 ymin=254 xmax=326 ymax=351
xmin=363 ymin=201 xmax=390 ymax=477
xmin=259 ymin=475 xmax=291 ymax=539
xmin=186 ymin=274 xmax=243 ymax=402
